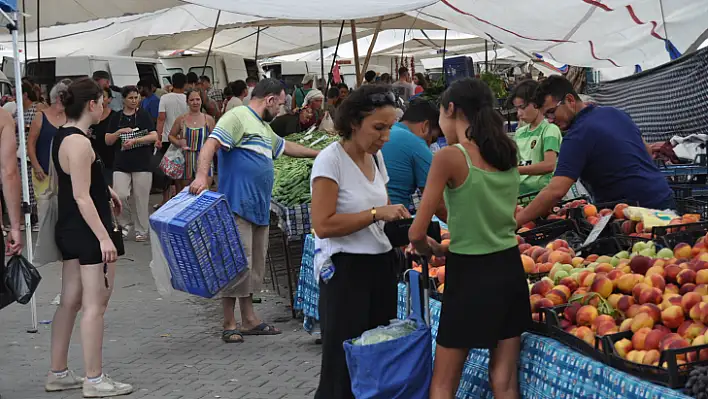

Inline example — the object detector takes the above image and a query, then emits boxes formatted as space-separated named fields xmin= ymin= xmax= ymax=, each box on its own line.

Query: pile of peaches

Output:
xmin=519 ymin=237 xmax=575 ymax=275
xmin=517 ymin=198 xmax=591 ymax=232
xmin=529 ymin=232 xmax=708 ymax=368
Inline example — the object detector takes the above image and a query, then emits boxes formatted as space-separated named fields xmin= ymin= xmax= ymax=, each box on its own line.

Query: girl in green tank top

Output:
xmin=409 ymin=78 xmax=529 ymax=399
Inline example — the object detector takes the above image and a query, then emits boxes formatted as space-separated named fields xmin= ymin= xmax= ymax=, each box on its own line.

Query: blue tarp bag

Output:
xmin=343 ymin=268 xmax=432 ymax=399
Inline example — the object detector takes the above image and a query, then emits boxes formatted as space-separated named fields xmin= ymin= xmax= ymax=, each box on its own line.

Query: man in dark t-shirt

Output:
xmin=516 ymin=76 xmax=674 ymax=227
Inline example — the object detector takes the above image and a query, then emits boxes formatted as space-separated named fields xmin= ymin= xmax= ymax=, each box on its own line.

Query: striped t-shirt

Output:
xmin=210 ymin=106 xmax=285 ymax=225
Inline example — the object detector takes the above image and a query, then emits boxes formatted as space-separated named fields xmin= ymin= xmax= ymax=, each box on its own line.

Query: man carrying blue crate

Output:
xmin=190 ymin=78 xmax=319 ymax=343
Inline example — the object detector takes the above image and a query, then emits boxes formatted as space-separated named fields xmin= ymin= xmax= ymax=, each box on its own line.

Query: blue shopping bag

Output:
xmin=343 ymin=268 xmax=432 ymax=399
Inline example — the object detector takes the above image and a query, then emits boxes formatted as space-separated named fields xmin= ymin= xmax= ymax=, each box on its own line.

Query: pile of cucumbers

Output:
xmin=272 ymin=131 xmax=338 ymax=206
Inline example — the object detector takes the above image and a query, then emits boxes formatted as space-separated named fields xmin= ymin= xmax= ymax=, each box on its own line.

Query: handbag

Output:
xmin=158 ymin=144 xmax=185 ymax=180
xmin=384 ymin=219 xmax=441 ymax=248
xmin=34 ymin=139 xmax=62 ymax=266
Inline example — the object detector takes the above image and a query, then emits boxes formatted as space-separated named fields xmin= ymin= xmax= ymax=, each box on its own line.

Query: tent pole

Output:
xmin=326 ymin=21 xmax=345 ymax=94
xmin=21 ymin=0 xmax=27 ymax=64
xmin=254 ymin=26 xmax=261 ymax=62
xmin=201 ymin=10 xmax=221 ymax=76
xmin=350 ymin=20 xmax=361 ymax=87
xmin=441 ymin=29 xmax=448 ymax=84
xmin=2 ymin=10 xmax=38 ymax=333
xmin=319 ymin=21 xmax=325 ymax=90
xmin=35 ymin=0 xmax=39 ymax=63
xmin=360 ymin=16 xmax=383 ymax=86
xmin=484 ymin=40 xmax=489 ymax=73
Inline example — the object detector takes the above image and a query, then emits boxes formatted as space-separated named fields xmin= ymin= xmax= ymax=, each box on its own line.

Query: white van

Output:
xmin=2 ymin=55 xmax=170 ymax=96
xmin=160 ymin=53 xmax=263 ymax=91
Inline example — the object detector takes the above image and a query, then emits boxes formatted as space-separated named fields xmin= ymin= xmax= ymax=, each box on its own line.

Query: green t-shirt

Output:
xmin=514 ymin=119 xmax=562 ymax=195
xmin=293 ymin=87 xmax=312 ymax=108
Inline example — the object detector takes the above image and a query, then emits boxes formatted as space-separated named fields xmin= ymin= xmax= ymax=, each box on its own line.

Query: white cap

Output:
xmin=302 ymin=74 xmax=316 ymax=85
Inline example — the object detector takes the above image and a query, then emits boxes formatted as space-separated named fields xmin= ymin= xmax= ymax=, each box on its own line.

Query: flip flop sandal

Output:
xmin=240 ymin=323 xmax=282 ymax=336
xmin=221 ymin=329 xmax=244 ymax=343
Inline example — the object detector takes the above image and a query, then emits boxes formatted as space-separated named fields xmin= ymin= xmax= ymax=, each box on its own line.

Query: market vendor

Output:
xmin=516 ymin=76 xmax=674 ymax=226
xmin=381 ymin=98 xmax=447 ymax=220
xmin=270 ymin=89 xmax=325 ymax=137
xmin=509 ymin=80 xmax=562 ymax=196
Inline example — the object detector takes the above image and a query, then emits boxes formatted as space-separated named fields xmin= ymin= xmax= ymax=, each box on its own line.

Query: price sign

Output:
xmin=581 ymin=214 xmax=613 ymax=248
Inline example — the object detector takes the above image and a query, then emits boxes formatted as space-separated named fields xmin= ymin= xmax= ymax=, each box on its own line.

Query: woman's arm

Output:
xmin=167 ymin=115 xmax=184 ymax=147
xmin=62 ymin=136 xmax=112 ymax=242
xmin=27 ymin=112 xmax=44 ymax=175
xmin=409 ymin=153 xmax=453 ymax=256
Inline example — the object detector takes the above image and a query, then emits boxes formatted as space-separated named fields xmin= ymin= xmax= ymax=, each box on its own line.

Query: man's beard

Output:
xmin=263 ymin=108 xmax=276 ymax=122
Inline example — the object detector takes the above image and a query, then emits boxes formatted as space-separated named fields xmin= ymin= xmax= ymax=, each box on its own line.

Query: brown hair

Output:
xmin=59 ymin=77 xmax=102 ymax=120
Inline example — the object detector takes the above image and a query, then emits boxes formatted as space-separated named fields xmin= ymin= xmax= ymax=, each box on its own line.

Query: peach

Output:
xmin=584 ymin=204 xmax=598 ymax=218
xmin=678 ymin=269 xmax=697 ymax=286
xmin=518 ymin=243 xmax=531 ymax=254
xmin=587 ymin=216 xmax=599 ymax=225
xmin=559 ymin=277 xmax=579 ymax=293
xmin=645 ymin=265 xmax=666 ymax=278
xmin=627 ymin=304 xmax=643 ymax=318
xmin=665 ymin=283 xmax=680 ymax=294
xmin=531 ymin=279 xmax=554 ymax=296
xmin=697 ymin=269 xmax=708 ymax=285
xmin=563 ymin=302 xmax=582 ymax=324
xmin=574 ymin=326 xmax=596 ymax=347
xmin=620 ymin=318 xmax=634 ymax=332
xmin=607 ymin=269 xmax=625 ymax=282
xmin=631 ymin=313 xmax=655 ymax=333
xmin=580 ymin=272 xmax=597 ymax=288
xmin=678 ymin=320 xmax=694 ymax=337
xmin=639 ymin=287 xmax=663 ymax=305
xmin=697 ymin=253 xmax=708 ymax=263
xmin=675 ymin=243 xmax=693 ymax=259
xmin=690 ymin=302 xmax=707 ymax=321
xmin=661 ymin=305 xmax=685 ymax=329
xmin=696 ymin=284 xmax=708 ymax=296
xmin=599 ymin=208 xmax=613 ymax=217
xmin=614 ymin=338 xmax=633 ymax=358
xmin=640 ymin=304 xmax=662 ymax=323
xmin=656 ymin=324 xmax=672 ymax=334
xmin=607 ymin=294 xmax=623 ymax=309
xmin=592 ymin=315 xmax=616 ymax=331
xmin=686 ymin=322 xmax=708 ymax=341
xmin=536 ymin=298 xmax=555 ymax=310
xmin=682 ymin=292 xmax=703 ymax=313
xmin=530 ymin=247 xmax=548 ymax=262
xmin=545 ymin=289 xmax=568 ymax=306
xmin=630 ymin=256 xmax=653 ymax=276
xmin=687 ymin=335 xmax=708 ymax=362
xmin=661 ymin=333 xmax=684 ymax=350
xmin=627 ymin=350 xmax=647 ymax=364
xmin=660 ymin=294 xmax=681 ymax=310
xmin=597 ymin=322 xmax=618 ymax=337
xmin=549 ymin=250 xmax=573 ymax=265
xmin=586 ymin=254 xmax=599 ymax=263
xmin=668 ymin=338 xmax=691 ymax=361
xmin=700 ymin=304 xmax=708 ymax=325
xmin=590 ymin=276 xmax=613 ymax=298
xmin=576 ymin=305 xmax=599 ymax=327
xmin=614 ymin=203 xmax=629 ymax=219
xmin=617 ymin=295 xmax=636 ymax=313
xmin=529 ymin=294 xmax=543 ymax=312
xmin=680 ymin=283 xmax=698 ymax=296
xmin=646 ymin=275 xmax=666 ymax=292
xmin=571 ymin=257 xmax=585 ymax=267
xmin=633 ymin=283 xmax=651 ymax=302
xmin=665 ymin=265 xmax=682 ymax=283
xmin=617 ymin=274 xmax=641 ymax=294
xmin=643 ymin=349 xmax=661 ymax=365
xmin=521 ymin=255 xmax=535 ymax=273
xmin=620 ymin=220 xmax=634 ymax=234
xmin=619 ymin=264 xmax=632 ymax=274
xmin=645 ymin=329 xmax=670 ymax=351
xmin=632 ymin=327 xmax=652 ymax=350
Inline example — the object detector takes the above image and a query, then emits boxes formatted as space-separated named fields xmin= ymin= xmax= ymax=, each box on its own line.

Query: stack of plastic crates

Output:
xmin=149 ymin=190 xmax=247 ymax=298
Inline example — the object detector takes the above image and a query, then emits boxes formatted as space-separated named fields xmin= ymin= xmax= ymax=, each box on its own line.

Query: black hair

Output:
xmin=401 ymin=98 xmax=439 ymax=129
xmin=337 ymin=83 xmax=349 ymax=90
xmin=414 ymin=73 xmax=428 ymax=90
xmin=60 ymin=77 xmax=102 ymax=120
xmin=364 ymin=70 xmax=377 ymax=83
xmin=533 ymin=75 xmax=581 ymax=106
xmin=102 ymin=86 xmax=113 ymax=99
xmin=121 ymin=85 xmax=139 ymax=98
xmin=223 ymin=85 xmax=233 ymax=97
xmin=92 ymin=70 xmax=110 ymax=81
xmin=398 ymin=67 xmax=409 ymax=77
xmin=334 ymin=84 xmax=395 ymax=140
xmin=137 ymin=78 xmax=155 ymax=90
xmin=230 ymin=80 xmax=247 ymax=97
xmin=440 ymin=78 xmax=517 ymax=172
xmin=509 ymin=79 xmax=539 ymax=107
xmin=246 ymin=76 xmax=258 ymax=84
xmin=327 ymin=87 xmax=340 ymax=100
xmin=171 ymin=72 xmax=187 ymax=89
xmin=199 ymin=75 xmax=211 ymax=83
xmin=186 ymin=72 xmax=199 ymax=84
xmin=251 ymin=78 xmax=284 ymax=99
xmin=21 ymin=81 xmax=38 ymax=102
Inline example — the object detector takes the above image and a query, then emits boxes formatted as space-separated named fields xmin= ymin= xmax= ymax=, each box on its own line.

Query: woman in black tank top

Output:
xmin=46 ymin=78 xmax=134 ymax=397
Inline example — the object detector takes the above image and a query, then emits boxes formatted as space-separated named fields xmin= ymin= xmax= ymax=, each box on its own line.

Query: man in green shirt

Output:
xmin=291 ymin=74 xmax=315 ymax=110
xmin=511 ymin=80 xmax=562 ymax=195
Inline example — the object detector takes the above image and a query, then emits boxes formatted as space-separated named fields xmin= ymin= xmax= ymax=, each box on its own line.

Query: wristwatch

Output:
xmin=371 ymin=207 xmax=377 ymax=223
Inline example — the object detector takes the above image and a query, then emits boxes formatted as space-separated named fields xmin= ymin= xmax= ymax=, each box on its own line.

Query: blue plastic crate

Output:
xmin=149 ymin=190 xmax=247 ymax=298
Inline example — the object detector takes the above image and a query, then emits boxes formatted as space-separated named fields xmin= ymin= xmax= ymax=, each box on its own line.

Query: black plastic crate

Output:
xmin=543 ymin=304 xmax=608 ymax=362
xmin=577 ymin=235 xmax=651 ymax=256
xmin=517 ymin=191 xmax=539 ymax=206
xmin=518 ymin=219 xmax=586 ymax=250
xmin=676 ymin=197 xmax=708 ymax=220
xmin=652 ymin=221 xmax=708 ymax=250
xmin=528 ymin=301 xmax=554 ymax=337
xmin=527 ymin=271 xmax=549 ymax=284
xmin=603 ymin=330 xmax=708 ymax=388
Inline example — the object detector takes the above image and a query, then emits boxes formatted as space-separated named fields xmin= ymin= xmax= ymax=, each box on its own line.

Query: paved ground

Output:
xmin=0 ymin=227 xmax=322 ymax=398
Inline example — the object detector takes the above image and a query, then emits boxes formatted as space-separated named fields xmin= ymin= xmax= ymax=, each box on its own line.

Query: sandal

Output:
xmin=241 ymin=323 xmax=282 ymax=336
xmin=221 ymin=329 xmax=244 ymax=343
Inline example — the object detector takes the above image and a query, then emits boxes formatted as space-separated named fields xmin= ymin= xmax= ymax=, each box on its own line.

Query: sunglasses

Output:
xmin=368 ymin=92 xmax=396 ymax=106
xmin=544 ymin=99 xmax=565 ymax=119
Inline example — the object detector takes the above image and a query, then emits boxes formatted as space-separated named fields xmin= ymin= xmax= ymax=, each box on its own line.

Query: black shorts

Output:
xmin=436 ymin=246 xmax=531 ymax=349
xmin=56 ymin=229 xmax=104 ymax=265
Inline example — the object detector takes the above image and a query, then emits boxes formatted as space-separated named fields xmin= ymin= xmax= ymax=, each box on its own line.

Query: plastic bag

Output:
xmin=149 ymin=229 xmax=174 ymax=297
xmin=4 ymin=255 xmax=42 ymax=304
xmin=158 ymin=144 xmax=185 ymax=180
xmin=319 ymin=111 xmax=335 ymax=132
xmin=353 ymin=319 xmax=417 ymax=346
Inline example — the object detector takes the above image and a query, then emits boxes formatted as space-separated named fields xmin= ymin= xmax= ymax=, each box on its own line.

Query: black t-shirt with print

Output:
xmin=109 ymin=108 xmax=155 ymax=173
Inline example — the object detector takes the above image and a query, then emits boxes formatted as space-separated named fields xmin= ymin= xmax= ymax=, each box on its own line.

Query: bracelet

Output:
xmin=371 ymin=207 xmax=377 ymax=224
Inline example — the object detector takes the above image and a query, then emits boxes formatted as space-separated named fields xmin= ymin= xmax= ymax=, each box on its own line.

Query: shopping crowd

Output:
xmin=0 ymin=57 xmax=675 ymax=399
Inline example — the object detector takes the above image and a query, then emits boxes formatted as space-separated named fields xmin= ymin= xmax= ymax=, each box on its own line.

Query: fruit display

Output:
xmin=516 ymin=197 xmax=589 ymax=232
xmin=529 ymin=230 xmax=708 ymax=376
xmin=272 ymin=131 xmax=338 ymax=206
xmin=519 ymin=237 xmax=574 ymax=277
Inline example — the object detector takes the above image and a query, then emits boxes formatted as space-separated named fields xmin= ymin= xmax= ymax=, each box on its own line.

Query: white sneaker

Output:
xmin=45 ymin=370 xmax=83 ymax=392
xmin=82 ymin=375 xmax=133 ymax=398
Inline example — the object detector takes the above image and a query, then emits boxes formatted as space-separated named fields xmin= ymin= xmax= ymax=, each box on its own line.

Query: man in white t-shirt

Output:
xmin=242 ymin=76 xmax=258 ymax=106
xmin=391 ymin=66 xmax=417 ymax=103
xmin=155 ymin=72 xmax=188 ymax=207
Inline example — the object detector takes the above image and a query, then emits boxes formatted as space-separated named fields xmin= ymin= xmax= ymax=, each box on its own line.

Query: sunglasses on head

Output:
xmin=368 ymin=92 xmax=396 ymax=106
